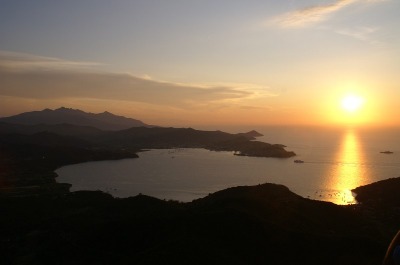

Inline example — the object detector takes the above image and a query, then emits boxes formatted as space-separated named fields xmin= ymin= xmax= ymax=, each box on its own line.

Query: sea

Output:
xmin=56 ymin=126 xmax=400 ymax=205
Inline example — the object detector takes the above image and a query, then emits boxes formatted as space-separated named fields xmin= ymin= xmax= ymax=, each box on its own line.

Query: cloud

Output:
xmin=336 ymin=26 xmax=381 ymax=44
xmin=271 ymin=0 xmax=386 ymax=28
xmin=0 ymin=51 xmax=102 ymax=71
xmin=0 ymin=51 xmax=273 ymax=111
xmin=272 ymin=0 xmax=356 ymax=28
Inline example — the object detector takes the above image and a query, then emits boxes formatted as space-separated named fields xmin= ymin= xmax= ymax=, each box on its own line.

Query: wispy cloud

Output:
xmin=0 ymin=51 xmax=275 ymax=111
xmin=273 ymin=0 xmax=356 ymax=28
xmin=271 ymin=0 xmax=386 ymax=28
xmin=0 ymin=51 xmax=102 ymax=71
xmin=336 ymin=26 xmax=381 ymax=44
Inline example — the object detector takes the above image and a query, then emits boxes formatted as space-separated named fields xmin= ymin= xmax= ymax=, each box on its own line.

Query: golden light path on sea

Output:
xmin=327 ymin=129 xmax=370 ymax=205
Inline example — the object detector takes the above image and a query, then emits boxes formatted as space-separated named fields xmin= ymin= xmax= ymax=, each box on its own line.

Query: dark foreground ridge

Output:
xmin=0 ymin=127 xmax=398 ymax=265
xmin=352 ymin=177 xmax=400 ymax=207
xmin=0 ymin=109 xmax=398 ymax=264
xmin=0 ymin=130 xmax=398 ymax=264
xmin=2 ymin=180 xmax=400 ymax=265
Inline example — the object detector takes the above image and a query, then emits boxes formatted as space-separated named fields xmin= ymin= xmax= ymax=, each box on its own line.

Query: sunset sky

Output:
xmin=0 ymin=0 xmax=399 ymax=127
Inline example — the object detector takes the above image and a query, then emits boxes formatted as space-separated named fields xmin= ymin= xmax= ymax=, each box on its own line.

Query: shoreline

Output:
xmin=56 ymin=148 xmax=360 ymax=205
xmin=2 ymin=178 xmax=399 ymax=264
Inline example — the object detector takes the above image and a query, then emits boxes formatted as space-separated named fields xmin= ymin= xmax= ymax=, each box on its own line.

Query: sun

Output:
xmin=341 ymin=95 xmax=364 ymax=113
xmin=324 ymin=91 xmax=374 ymax=126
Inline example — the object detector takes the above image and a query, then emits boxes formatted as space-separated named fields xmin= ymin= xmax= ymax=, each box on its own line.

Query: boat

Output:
xmin=380 ymin=151 xmax=394 ymax=154
xmin=294 ymin=160 xmax=304 ymax=163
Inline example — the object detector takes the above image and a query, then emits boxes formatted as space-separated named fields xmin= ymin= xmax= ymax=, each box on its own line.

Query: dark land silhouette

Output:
xmin=0 ymin=108 xmax=295 ymax=158
xmin=0 ymin=109 xmax=399 ymax=264
xmin=0 ymin=107 xmax=151 ymax=131
xmin=1 ymin=178 xmax=400 ymax=265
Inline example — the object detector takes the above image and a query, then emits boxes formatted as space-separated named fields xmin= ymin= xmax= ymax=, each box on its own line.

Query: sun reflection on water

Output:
xmin=326 ymin=129 xmax=369 ymax=205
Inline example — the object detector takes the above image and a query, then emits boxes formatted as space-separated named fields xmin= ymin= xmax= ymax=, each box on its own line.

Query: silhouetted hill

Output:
xmin=0 ymin=182 xmax=390 ymax=265
xmin=106 ymin=127 xmax=246 ymax=147
xmin=0 ymin=107 xmax=151 ymax=130
xmin=0 ymin=109 xmax=295 ymax=158
xmin=0 ymin=119 xmax=398 ymax=264
xmin=0 ymin=135 xmax=138 ymax=190
xmin=208 ymin=137 xmax=295 ymax=157
xmin=353 ymin=177 xmax=400 ymax=207
xmin=0 ymin=121 xmax=296 ymax=158
xmin=238 ymin=130 xmax=264 ymax=139
xmin=95 ymin=127 xmax=295 ymax=157
xmin=0 ymin=122 xmax=105 ymax=137
xmin=0 ymin=132 xmax=92 ymax=148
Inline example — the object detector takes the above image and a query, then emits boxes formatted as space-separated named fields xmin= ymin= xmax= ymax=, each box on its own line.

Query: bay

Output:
xmin=56 ymin=126 xmax=400 ymax=205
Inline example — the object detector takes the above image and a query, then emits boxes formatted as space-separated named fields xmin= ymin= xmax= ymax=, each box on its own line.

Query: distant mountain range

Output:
xmin=0 ymin=107 xmax=151 ymax=131
xmin=0 ymin=107 xmax=294 ymax=158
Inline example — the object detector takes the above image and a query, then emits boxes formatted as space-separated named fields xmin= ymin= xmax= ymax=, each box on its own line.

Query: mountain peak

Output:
xmin=99 ymin=111 xmax=112 ymax=116
xmin=237 ymin=130 xmax=264 ymax=140
xmin=245 ymin=130 xmax=263 ymax=137
xmin=0 ymin=108 xmax=151 ymax=131
xmin=55 ymin=107 xmax=84 ymax=114
xmin=55 ymin=107 xmax=71 ymax=111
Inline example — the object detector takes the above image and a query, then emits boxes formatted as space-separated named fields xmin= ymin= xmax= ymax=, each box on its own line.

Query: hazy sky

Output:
xmin=0 ymin=0 xmax=399 ymax=127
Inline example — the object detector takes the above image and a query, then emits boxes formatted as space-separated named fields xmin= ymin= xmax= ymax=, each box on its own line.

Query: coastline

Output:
xmin=2 ymin=178 xmax=399 ymax=264
xmin=1 ymin=122 xmax=400 ymax=263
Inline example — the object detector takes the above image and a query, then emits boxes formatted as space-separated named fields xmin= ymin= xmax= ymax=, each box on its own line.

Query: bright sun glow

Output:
xmin=341 ymin=95 xmax=364 ymax=113
xmin=324 ymin=91 xmax=375 ymax=126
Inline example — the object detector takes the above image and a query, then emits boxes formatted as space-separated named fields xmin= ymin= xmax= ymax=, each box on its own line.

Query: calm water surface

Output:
xmin=56 ymin=127 xmax=400 ymax=204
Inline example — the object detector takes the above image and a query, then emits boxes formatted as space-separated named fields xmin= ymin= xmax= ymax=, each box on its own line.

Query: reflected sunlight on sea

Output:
xmin=57 ymin=126 xmax=400 ymax=205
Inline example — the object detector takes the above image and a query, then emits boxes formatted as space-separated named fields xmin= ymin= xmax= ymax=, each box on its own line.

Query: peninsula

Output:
xmin=0 ymin=108 xmax=296 ymax=159
xmin=0 ymin=108 xmax=295 ymax=196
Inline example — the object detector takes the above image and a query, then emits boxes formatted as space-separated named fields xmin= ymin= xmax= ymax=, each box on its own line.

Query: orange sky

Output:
xmin=0 ymin=1 xmax=399 ymax=128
